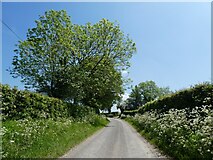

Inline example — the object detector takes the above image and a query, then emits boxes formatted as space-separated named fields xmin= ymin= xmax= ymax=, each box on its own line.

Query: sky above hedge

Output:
xmin=1 ymin=2 xmax=211 ymax=93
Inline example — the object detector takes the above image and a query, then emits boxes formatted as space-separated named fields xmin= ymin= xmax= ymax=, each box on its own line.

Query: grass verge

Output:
xmin=2 ymin=115 xmax=109 ymax=158
xmin=125 ymin=117 xmax=157 ymax=145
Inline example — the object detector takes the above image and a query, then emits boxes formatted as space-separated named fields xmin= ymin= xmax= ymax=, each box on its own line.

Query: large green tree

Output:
xmin=126 ymin=81 xmax=172 ymax=109
xmin=138 ymin=80 xmax=160 ymax=104
xmin=9 ymin=10 xmax=136 ymax=110
xmin=126 ymin=85 xmax=143 ymax=109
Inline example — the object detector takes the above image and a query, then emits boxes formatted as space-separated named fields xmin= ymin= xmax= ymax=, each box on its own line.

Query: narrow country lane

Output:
xmin=61 ymin=118 xmax=167 ymax=158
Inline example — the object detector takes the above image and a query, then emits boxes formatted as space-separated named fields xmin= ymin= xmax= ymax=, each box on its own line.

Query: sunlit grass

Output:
xmin=2 ymin=114 xmax=109 ymax=158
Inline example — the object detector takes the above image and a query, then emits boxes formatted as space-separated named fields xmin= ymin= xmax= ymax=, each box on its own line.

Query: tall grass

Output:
xmin=2 ymin=114 xmax=109 ymax=158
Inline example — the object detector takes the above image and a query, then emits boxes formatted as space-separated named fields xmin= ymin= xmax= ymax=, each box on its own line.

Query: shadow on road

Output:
xmin=105 ymin=125 xmax=115 ymax=127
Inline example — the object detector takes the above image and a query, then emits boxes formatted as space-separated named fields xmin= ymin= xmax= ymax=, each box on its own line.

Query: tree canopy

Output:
xmin=124 ymin=81 xmax=172 ymax=110
xmin=9 ymin=10 xmax=136 ymax=111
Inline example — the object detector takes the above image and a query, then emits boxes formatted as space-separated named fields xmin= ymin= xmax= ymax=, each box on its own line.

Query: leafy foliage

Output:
xmin=1 ymin=84 xmax=93 ymax=121
xmin=122 ymin=110 xmax=138 ymax=116
xmin=9 ymin=10 xmax=136 ymax=110
xmin=125 ymin=82 xmax=213 ymax=159
xmin=127 ymin=103 xmax=213 ymax=160
xmin=1 ymin=84 xmax=67 ymax=120
xmin=125 ymin=81 xmax=172 ymax=110
xmin=126 ymin=85 xmax=143 ymax=109
xmin=138 ymin=82 xmax=213 ymax=114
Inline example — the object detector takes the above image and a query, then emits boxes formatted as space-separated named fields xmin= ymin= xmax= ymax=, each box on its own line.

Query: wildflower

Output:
xmin=10 ymin=140 xmax=15 ymax=143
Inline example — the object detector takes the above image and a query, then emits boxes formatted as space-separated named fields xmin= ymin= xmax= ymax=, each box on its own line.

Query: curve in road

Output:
xmin=61 ymin=118 xmax=167 ymax=158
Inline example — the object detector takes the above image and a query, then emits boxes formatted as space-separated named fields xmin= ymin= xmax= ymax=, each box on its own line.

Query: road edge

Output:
xmin=123 ymin=118 xmax=171 ymax=159
xmin=60 ymin=118 xmax=111 ymax=158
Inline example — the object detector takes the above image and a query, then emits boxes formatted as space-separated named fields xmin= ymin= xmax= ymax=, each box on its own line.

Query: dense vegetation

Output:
xmin=9 ymin=10 xmax=136 ymax=112
xmin=2 ymin=115 xmax=108 ymax=158
xmin=125 ymin=82 xmax=213 ymax=160
xmin=138 ymin=82 xmax=212 ymax=114
xmin=117 ymin=80 xmax=172 ymax=112
xmin=2 ymin=9 xmax=137 ymax=158
xmin=3 ymin=8 xmax=211 ymax=160
xmin=1 ymin=84 xmax=92 ymax=121
xmin=1 ymin=84 xmax=109 ymax=158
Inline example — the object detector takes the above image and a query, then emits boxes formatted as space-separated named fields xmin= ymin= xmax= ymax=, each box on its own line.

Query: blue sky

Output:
xmin=1 ymin=2 xmax=211 ymax=95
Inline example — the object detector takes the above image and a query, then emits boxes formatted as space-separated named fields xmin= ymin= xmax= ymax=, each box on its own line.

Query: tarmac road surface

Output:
xmin=61 ymin=118 xmax=167 ymax=158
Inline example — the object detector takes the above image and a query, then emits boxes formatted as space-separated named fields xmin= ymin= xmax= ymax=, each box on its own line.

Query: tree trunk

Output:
xmin=108 ymin=108 xmax=111 ymax=114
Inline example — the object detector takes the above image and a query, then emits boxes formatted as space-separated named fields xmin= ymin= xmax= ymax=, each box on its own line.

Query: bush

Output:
xmin=67 ymin=104 xmax=93 ymax=120
xmin=1 ymin=84 xmax=69 ymax=120
xmin=1 ymin=84 xmax=93 ymax=121
xmin=138 ymin=82 xmax=213 ymax=114
xmin=127 ymin=103 xmax=213 ymax=160
xmin=123 ymin=110 xmax=138 ymax=116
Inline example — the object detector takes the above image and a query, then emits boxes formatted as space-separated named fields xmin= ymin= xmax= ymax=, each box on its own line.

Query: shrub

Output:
xmin=123 ymin=110 xmax=138 ymax=116
xmin=138 ymin=82 xmax=212 ymax=114
xmin=1 ymin=84 xmax=93 ymax=121
xmin=127 ymin=104 xmax=213 ymax=160
xmin=67 ymin=104 xmax=93 ymax=120
xmin=1 ymin=84 xmax=68 ymax=120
